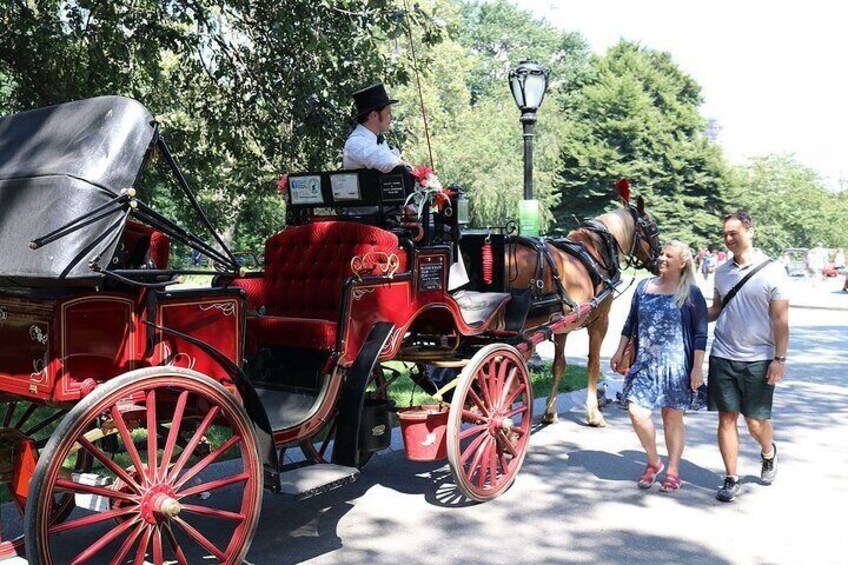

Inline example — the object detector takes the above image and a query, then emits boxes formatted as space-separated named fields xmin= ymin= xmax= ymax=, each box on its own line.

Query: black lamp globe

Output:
xmin=509 ymin=60 xmax=549 ymax=201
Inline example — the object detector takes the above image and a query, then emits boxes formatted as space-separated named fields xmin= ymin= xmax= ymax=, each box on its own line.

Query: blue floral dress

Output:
xmin=625 ymin=292 xmax=692 ymax=410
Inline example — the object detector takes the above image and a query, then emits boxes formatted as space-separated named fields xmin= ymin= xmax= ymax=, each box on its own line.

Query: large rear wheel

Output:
xmin=446 ymin=344 xmax=533 ymax=502
xmin=25 ymin=367 xmax=263 ymax=565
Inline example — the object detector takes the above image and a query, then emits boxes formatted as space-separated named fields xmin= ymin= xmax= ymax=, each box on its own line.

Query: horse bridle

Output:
xmin=624 ymin=206 xmax=661 ymax=271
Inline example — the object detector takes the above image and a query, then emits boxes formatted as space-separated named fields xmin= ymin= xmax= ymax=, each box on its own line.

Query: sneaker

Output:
xmin=761 ymin=443 xmax=778 ymax=484
xmin=716 ymin=476 xmax=741 ymax=502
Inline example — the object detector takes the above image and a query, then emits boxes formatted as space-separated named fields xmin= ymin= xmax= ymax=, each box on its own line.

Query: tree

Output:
xmin=0 ymin=0 xmax=440 ymax=252
xmin=727 ymin=155 xmax=848 ymax=254
xmin=553 ymin=42 xmax=730 ymax=247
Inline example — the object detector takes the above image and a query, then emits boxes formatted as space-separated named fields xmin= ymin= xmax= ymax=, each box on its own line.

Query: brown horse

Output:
xmin=505 ymin=195 xmax=660 ymax=427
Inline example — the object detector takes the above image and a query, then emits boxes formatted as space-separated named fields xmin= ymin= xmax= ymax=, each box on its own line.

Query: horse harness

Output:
xmin=512 ymin=227 xmax=621 ymax=317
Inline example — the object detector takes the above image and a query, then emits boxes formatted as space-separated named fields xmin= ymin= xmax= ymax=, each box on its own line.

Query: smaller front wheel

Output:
xmin=25 ymin=367 xmax=263 ymax=565
xmin=446 ymin=344 xmax=533 ymax=502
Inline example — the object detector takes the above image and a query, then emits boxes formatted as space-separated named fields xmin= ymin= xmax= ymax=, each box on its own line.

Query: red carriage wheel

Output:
xmin=0 ymin=400 xmax=91 ymax=559
xmin=446 ymin=344 xmax=533 ymax=502
xmin=24 ymin=367 xmax=263 ymax=565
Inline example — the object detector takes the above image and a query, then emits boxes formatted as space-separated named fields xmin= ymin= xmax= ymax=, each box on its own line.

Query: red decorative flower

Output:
xmin=276 ymin=173 xmax=289 ymax=194
xmin=411 ymin=165 xmax=436 ymax=186
xmin=615 ymin=178 xmax=630 ymax=203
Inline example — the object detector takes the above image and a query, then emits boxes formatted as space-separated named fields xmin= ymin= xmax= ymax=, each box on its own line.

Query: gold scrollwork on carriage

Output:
xmin=350 ymin=251 xmax=400 ymax=282
xmin=351 ymin=287 xmax=375 ymax=301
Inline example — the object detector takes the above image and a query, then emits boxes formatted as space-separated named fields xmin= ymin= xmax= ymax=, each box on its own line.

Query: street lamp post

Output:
xmin=509 ymin=60 xmax=550 ymax=201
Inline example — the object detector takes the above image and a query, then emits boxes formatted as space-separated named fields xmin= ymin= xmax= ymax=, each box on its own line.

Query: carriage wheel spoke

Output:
xmin=167 ymin=406 xmax=220 ymax=483
xmin=173 ymin=516 xmax=227 ymax=561
xmin=174 ymin=434 xmax=241 ymax=490
xmin=111 ymin=406 xmax=149 ymax=487
xmin=466 ymin=389 xmax=489 ymax=417
xmin=458 ymin=424 xmax=486 ymax=440
xmin=489 ymin=441 xmax=500 ymax=485
xmin=55 ymin=478 xmax=136 ymax=502
xmin=68 ymin=516 xmax=139 ymax=565
xmin=134 ymin=525 xmax=153 ymax=565
xmin=503 ymin=382 xmax=527 ymax=408
xmin=505 ymin=405 xmax=529 ymax=419
xmin=182 ymin=503 xmax=246 ymax=522
xmin=164 ymin=523 xmax=190 ymax=565
xmin=152 ymin=525 xmax=164 ymax=565
xmin=76 ymin=435 xmax=142 ymax=493
xmin=178 ymin=471 xmax=250 ymax=499
xmin=159 ymin=390 xmax=190 ymax=482
xmin=497 ymin=368 xmax=518 ymax=409
xmin=493 ymin=359 xmax=508 ymax=406
xmin=459 ymin=428 xmax=489 ymax=465
xmin=496 ymin=431 xmax=519 ymax=458
xmin=49 ymin=506 xmax=137 ymax=534
xmin=146 ymin=389 xmax=158 ymax=481
xmin=476 ymin=440 xmax=495 ymax=489
xmin=110 ymin=521 xmax=146 ymax=565
xmin=460 ymin=409 xmax=486 ymax=424
xmin=468 ymin=436 xmax=492 ymax=484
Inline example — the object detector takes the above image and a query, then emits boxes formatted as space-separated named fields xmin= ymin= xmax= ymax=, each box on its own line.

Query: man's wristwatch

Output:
xmin=774 ymin=356 xmax=787 ymax=364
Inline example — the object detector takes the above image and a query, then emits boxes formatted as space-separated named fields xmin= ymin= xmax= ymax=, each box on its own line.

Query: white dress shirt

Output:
xmin=343 ymin=124 xmax=402 ymax=173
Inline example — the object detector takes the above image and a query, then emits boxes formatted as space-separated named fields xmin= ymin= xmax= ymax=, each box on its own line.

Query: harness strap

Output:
xmin=513 ymin=236 xmax=578 ymax=311
xmin=579 ymin=219 xmax=622 ymax=285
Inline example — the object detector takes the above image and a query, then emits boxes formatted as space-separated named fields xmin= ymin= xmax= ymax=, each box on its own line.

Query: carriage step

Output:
xmin=270 ymin=464 xmax=360 ymax=500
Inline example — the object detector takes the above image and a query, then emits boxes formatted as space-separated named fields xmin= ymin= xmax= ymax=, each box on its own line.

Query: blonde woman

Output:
xmin=611 ymin=241 xmax=708 ymax=492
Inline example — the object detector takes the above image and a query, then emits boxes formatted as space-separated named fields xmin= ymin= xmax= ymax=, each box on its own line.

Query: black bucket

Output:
xmin=359 ymin=398 xmax=392 ymax=452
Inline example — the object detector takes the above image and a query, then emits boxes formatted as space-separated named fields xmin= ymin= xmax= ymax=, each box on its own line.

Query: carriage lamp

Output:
xmin=509 ymin=60 xmax=549 ymax=234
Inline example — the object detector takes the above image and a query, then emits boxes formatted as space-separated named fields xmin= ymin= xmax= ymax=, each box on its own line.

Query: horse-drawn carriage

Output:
xmin=0 ymin=96 xmax=659 ymax=563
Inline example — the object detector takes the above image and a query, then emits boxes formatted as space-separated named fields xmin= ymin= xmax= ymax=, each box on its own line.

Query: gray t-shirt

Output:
xmin=712 ymin=250 xmax=788 ymax=361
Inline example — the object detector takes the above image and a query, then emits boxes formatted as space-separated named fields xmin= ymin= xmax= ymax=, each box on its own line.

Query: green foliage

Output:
xmin=0 ymin=0 xmax=440 ymax=251
xmin=726 ymin=155 xmax=848 ymax=254
xmin=553 ymin=42 xmax=730 ymax=247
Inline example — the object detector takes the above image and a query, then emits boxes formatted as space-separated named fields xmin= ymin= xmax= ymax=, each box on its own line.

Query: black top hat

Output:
xmin=353 ymin=83 xmax=398 ymax=120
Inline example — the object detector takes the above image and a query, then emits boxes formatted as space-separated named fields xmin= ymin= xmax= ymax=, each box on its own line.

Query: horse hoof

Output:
xmin=587 ymin=414 xmax=607 ymax=428
xmin=541 ymin=412 xmax=559 ymax=425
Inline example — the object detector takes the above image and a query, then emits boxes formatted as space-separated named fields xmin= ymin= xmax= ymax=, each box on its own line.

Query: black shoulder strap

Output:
xmin=721 ymin=259 xmax=773 ymax=309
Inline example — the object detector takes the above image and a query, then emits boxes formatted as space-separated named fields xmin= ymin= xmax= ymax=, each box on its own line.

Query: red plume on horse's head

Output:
xmin=615 ymin=178 xmax=631 ymax=203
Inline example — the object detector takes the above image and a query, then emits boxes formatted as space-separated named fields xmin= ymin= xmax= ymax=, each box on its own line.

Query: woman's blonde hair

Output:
xmin=664 ymin=240 xmax=697 ymax=307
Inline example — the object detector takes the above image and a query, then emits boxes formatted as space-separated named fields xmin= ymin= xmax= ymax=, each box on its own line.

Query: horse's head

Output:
xmin=627 ymin=195 xmax=662 ymax=274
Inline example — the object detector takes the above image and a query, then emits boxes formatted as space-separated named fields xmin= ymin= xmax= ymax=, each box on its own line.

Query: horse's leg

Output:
xmin=542 ymin=332 xmax=568 ymax=424
xmin=586 ymin=303 xmax=612 ymax=427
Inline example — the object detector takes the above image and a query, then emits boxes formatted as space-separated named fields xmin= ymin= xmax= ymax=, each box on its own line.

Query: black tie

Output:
xmin=376 ymin=134 xmax=385 ymax=145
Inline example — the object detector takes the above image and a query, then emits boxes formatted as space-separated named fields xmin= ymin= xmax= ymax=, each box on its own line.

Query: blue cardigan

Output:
xmin=621 ymin=278 xmax=708 ymax=376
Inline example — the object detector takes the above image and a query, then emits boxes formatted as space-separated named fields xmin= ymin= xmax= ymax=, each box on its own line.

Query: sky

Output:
xmin=520 ymin=0 xmax=848 ymax=190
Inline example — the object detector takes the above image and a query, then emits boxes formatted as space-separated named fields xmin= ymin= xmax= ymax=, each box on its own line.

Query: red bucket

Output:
xmin=397 ymin=404 xmax=449 ymax=462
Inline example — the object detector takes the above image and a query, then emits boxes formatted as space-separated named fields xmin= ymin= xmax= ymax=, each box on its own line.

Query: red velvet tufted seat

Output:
xmin=233 ymin=221 xmax=407 ymax=351
xmin=120 ymin=221 xmax=170 ymax=268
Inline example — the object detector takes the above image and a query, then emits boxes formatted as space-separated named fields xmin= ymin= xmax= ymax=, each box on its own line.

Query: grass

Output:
xmin=382 ymin=361 xmax=590 ymax=410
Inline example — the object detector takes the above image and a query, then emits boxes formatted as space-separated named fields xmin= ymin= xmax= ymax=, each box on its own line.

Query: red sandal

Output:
xmin=637 ymin=461 xmax=665 ymax=489
xmin=660 ymin=474 xmax=682 ymax=492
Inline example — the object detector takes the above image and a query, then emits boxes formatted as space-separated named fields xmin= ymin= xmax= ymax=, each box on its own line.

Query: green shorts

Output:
xmin=707 ymin=357 xmax=775 ymax=419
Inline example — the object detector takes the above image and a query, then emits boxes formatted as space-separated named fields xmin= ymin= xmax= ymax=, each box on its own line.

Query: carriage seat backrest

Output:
xmin=120 ymin=222 xmax=170 ymax=269
xmin=263 ymin=221 xmax=406 ymax=321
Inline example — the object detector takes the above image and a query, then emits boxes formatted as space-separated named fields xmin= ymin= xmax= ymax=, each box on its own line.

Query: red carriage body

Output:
xmin=0 ymin=96 xmax=643 ymax=563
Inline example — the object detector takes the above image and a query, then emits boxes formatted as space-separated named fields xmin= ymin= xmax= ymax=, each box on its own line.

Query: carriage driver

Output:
xmin=343 ymin=83 xmax=410 ymax=173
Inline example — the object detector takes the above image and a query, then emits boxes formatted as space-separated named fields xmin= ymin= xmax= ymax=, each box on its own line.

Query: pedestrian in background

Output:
xmin=611 ymin=240 xmax=708 ymax=492
xmin=707 ymin=212 xmax=789 ymax=502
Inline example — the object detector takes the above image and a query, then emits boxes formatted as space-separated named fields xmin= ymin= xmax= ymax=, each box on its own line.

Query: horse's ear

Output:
xmin=636 ymin=195 xmax=646 ymax=215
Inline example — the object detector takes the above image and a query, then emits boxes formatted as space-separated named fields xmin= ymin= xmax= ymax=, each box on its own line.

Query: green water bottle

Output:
xmin=519 ymin=199 xmax=540 ymax=237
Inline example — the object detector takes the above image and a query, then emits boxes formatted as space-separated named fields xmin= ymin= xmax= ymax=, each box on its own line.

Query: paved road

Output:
xmin=241 ymin=277 xmax=846 ymax=564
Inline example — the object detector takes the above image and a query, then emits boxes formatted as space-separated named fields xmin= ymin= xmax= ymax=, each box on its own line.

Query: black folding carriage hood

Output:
xmin=0 ymin=96 xmax=156 ymax=287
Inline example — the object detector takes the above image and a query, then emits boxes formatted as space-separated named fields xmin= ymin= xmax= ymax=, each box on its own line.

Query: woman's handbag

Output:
xmin=616 ymin=336 xmax=636 ymax=376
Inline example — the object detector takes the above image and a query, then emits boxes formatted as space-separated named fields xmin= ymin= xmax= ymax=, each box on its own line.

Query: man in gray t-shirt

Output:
xmin=706 ymin=212 xmax=789 ymax=503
